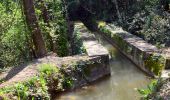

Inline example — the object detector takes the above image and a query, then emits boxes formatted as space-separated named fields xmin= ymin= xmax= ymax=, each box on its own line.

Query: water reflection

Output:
xmin=55 ymin=34 xmax=150 ymax=100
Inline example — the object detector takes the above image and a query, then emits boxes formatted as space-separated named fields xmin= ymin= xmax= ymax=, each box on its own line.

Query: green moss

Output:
xmin=111 ymin=34 xmax=126 ymax=50
xmin=99 ymin=26 xmax=131 ymax=53
xmin=125 ymin=45 xmax=133 ymax=55
xmin=145 ymin=53 xmax=165 ymax=76
xmin=100 ymin=26 xmax=127 ymax=53
xmin=99 ymin=26 xmax=112 ymax=37
xmin=100 ymin=26 xmax=167 ymax=76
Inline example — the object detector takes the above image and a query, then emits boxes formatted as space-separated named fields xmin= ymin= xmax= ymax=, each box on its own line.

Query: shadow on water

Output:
xmin=54 ymin=34 xmax=151 ymax=100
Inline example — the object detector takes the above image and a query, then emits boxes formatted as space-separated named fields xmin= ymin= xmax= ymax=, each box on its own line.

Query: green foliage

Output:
xmin=0 ymin=76 xmax=50 ymax=100
xmin=0 ymin=59 xmax=100 ymax=99
xmin=33 ymin=0 xmax=69 ymax=56
xmin=138 ymin=79 xmax=163 ymax=100
xmin=72 ymin=29 xmax=86 ymax=55
xmin=54 ymin=24 xmax=69 ymax=56
xmin=142 ymin=13 xmax=170 ymax=48
xmin=0 ymin=0 xmax=31 ymax=68
xmin=0 ymin=0 xmax=71 ymax=70
xmin=39 ymin=63 xmax=74 ymax=91
xmin=144 ymin=0 xmax=159 ymax=9
xmin=0 ymin=64 xmax=63 ymax=100
xmin=39 ymin=63 xmax=59 ymax=75
xmin=62 ymin=76 xmax=74 ymax=89
xmin=38 ymin=63 xmax=64 ymax=91
xmin=0 ymin=63 xmax=66 ymax=100
xmin=99 ymin=26 xmax=112 ymax=37
xmin=145 ymin=53 xmax=165 ymax=76
xmin=121 ymin=0 xmax=170 ymax=48
xmin=99 ymin=25 xmax=126 ymax=51
xmin=44 ymin=0 xmax=69 ymax=56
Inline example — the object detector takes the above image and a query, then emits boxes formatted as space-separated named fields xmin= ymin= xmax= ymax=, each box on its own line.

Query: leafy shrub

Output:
xmin=0 ymin=59 xmax=100 ymax=99
xmin=121 ymin=0 xmax=170 ymax=48
xmin=145 ymin=53 xmax=165 ymax=76
xmin=99 ymin=26 xmax=112 ymax=37
xmin=0 ymin=76 xmax=50 ymax=100
xmin=138 ymin=79 xmax=163 ymax=100
xmin=46 ymin=0 xmax=69 ymax=57
xmin=0 ymin=64 xmax=60 ymax=100
xmin=0 ymin=1 xmax=31 ymax=69
xmin=39 ymin=64 xmax=59 ymax=75
xmin=72 ymin=29 xmax=86 ymax=55
xmin=0 ymin=0 xmax=71 ymax=70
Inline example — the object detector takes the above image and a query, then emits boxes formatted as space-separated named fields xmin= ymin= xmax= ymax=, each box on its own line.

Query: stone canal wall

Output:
xmin=161 ymin=48 xmax=170 ymax=69
xmin=99 ymin=25 xmax=167 ymax=77
xmin=72 ymin=24 xmax=110 ymax=88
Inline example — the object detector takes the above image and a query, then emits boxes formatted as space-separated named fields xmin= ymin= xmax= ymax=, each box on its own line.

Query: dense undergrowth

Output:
xmin=138 ymin=79 xmax=163 ymax=100
xmin=0 ymin=64 xmax=54 ymax=100
xmin=0 ymin=64 xmax=72 ymax=100
xmin=0 ymin=0 xmax=31 ymax=69
xmin=72 ymin=27 xmax=86 ymax=55
xmin=137 ymin=78 xmax=170 ymax=100
xmin=0 ymin=0 xmax=70 ymax=70
xmin=120 ymin=0 xmax=170 ymax=48
xmin=0 ymin=59 xmax=95 ymax=100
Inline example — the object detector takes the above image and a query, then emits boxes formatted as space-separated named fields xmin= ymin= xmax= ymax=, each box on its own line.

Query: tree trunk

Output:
xmin=23 ymin=0 xmax=47 ymax=58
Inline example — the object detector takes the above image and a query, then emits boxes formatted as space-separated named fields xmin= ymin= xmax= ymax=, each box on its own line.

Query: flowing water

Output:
xmin=54 ymin=34 xmax=150 ymax=100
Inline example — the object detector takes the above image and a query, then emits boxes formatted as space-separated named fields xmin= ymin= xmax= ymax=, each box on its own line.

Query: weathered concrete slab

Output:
xmin=0 ymin=55 xmax=110 ymax=88
xmin=83 ymin=41 xmax=109 ymax=56
xmin=162 ymin=69 xmax=170 ymax=78
xmin=75 ymin=24 xmax=109 ymax=57
xmin=106 ymin=26 xmax=159 ymax=53
xmin=100 ymin=25 xmax=166 ymax=77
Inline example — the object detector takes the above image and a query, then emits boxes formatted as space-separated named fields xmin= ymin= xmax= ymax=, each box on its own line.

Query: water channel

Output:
xmin=55 ymin=34 xmax=151 ymax=100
